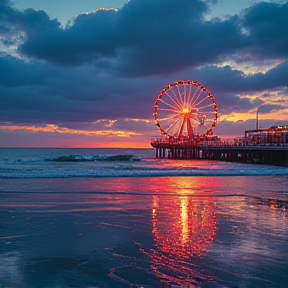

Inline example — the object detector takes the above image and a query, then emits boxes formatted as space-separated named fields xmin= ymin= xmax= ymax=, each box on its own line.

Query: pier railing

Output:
xmin=151 ymin=137 xmax=288 ymax=148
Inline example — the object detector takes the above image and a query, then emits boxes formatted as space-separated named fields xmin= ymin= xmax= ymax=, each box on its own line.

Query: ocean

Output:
xmin=0 ymin=148 xmax=288 ymax=288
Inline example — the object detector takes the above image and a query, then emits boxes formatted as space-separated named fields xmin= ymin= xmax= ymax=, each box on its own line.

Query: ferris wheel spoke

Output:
xmin=194 ymin=95 xmax=211 ymax=108
xmin=173 ymin=117 xmax=184 ymax=137
xmin=171 ymin=88 xmax=184 ymax=107
xmin=191 ymin=87 xmax=203 ymax=107
xmin=186 ymin=84 xmax=193 ymax=107
xmin=183 ymin=84 xmax=187 ymax=106
xmin=189 ymin=116 xmax=202 ymax=125
xmin=190 ymin=115 xmax=207 ymax=127
xmin=167 ymin=119 xmax=180 ymax=136
xmin=197 ymin=103 xmax=215 ymax=110
xmin=158 ymin=113 xmax=181 ymax=122
xmin=157 ymin=107 xmax=180 ymax=113
xmin=173 ymin=116 xmax=185 ymax=135
xmin=164 ymin=91 xmax=183 ymax=110
xmin=189 ymin=86 xmax=200 ymax=107
xmin=166 ymin=115 xmax=183 ymax=134
xmin=158 ymin=98 xmax=181 ymax=111
xmin=176 ymin=85 xmax=185 ymax=106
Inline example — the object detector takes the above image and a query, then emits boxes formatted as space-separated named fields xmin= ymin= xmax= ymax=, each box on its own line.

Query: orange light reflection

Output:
xmin=147 ymin=177 xmax=218 ymax=282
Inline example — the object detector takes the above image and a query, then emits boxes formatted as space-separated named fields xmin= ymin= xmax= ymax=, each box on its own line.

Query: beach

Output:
xmin=1 ymin=148 xmax=288 ymax=287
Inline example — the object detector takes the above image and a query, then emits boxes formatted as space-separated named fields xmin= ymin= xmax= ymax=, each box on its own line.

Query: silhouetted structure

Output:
xmin=245 ymin=125 xmax=288 ymax=146
xmin=151 ymin=80 xmax=288 ymax=166
xmin=151 ymin=125 xmax=288 ymax=166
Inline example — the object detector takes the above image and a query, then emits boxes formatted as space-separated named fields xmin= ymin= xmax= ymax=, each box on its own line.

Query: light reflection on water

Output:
xmin=0 ymin=176 xmax=288 ymax=287
xmin=147 ymin=194 xmax=217 ymax=283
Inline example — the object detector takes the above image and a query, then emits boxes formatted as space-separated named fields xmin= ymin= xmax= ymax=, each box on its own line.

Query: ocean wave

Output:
xmin=2 ymin=150 xmax=288 ymax=178
xmin=45 ymin=154 xmax=141 ymax=162
xmin=1 ymin=166 xmax=288 ymax=179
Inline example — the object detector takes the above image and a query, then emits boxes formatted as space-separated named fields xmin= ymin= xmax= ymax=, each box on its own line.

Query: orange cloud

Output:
xmin=124 ymin=117 xmax=153 ymax=123
xmin=0 ymin=123 xmax=142 ymax=138
xmin=220 ymin=108 xmax=288 ymax=123
xmin=92 ymin=119 xmax=118 ymax=127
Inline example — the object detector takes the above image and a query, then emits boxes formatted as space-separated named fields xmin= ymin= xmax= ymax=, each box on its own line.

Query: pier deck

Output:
xmin=151 ymin=139 xmax=288 ymax=166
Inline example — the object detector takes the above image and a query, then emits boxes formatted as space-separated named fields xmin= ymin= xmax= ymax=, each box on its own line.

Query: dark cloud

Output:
xmin=193 ymin=61 xmax=288 ymax=94
xmin=0 ymin=0 xmax=246 ymax=74
xmin=20 ymin=10 xmax=117 ymax=65
xmin=258 ymin=104 xmax=284 ymax=114
xmin=0 ymin=56 xmax=159 ymax=124
xmin=0 ymin=55 xmax=54 ymax=86
xmin=1 ymin=0 xmax=287 ymax=77
xmin=215 ymin=94 xmax=264 ymax=114
xmin=1 ymin=54 xmax=286 ymax=126
xmin=0 ymin=0 xmax=61 ymax=37
xmin=242 ymin=2 xmax=288 ymax=59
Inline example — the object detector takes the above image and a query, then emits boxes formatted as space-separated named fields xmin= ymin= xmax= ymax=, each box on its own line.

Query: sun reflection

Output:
xmin=151 ymin=196 xmax=217 ymax=259
xmin=147 ymin=178 xmax=218 ymax=282
xmin=180 ymin=196 xmax=189 ymax=245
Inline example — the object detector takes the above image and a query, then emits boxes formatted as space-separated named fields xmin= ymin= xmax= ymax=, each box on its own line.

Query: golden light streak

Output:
xmin=180 ymin=196 xmax=189 ymax=245
xmin=68 ymin=7 xmax=118 ymax=27
xmin=104 ymin=120 xmax=117 ymax=127
xmin=124 ymin=118 xmax=153 ymax=123
xmin=93 ymin=8 xmax=118 ymax=13
xmin=221 ymin=108 xmax=288 ymax=122
xmin=0 ymin=124 xmax=142 ymax=137
xmin=216 ymin=59 xmax=284 ymax=75
xmin=93 ymin=119 xmax=118 ymax=127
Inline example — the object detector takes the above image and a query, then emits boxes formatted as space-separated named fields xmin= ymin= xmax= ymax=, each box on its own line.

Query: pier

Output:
xmin=151 ymin=80 xmax=288 ymax=166
xmin=151 ymin=129 xmax=288 ymax=166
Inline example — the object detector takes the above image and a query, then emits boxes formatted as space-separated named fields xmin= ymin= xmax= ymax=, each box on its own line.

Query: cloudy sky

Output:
xmin=0 ymin=0 xmax=287 ymax=148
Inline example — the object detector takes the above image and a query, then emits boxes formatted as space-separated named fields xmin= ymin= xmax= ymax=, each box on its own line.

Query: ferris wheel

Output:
xmin=153 ymin=80 xmax=218 ymax=139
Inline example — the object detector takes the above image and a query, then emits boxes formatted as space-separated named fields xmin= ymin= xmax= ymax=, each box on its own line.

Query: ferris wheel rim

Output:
xmin=153 ymin=80 xmax=218 ymax=139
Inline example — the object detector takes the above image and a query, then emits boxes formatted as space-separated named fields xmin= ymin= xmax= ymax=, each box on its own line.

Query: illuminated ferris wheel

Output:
xmin=153 ymin=80 xmax=218 ymax=139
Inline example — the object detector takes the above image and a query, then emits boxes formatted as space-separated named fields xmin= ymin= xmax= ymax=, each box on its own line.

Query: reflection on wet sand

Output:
xmin=145 ymin=178 xmax=218 ymax=283
xmin=1 ymin=176 xmax=287 ymax=287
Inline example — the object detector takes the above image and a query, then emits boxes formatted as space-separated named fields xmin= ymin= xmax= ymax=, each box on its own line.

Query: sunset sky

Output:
xmin=1 ymin=0 xmax=287 ymax=148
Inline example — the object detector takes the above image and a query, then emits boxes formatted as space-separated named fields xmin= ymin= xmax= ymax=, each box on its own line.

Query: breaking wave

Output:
xmin=45 ymin=154 xmax=141 ymax=162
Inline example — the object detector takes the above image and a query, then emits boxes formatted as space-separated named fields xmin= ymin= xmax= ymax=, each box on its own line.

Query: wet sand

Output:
xmin=1 ymin=176 xmax=288 ymax=287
